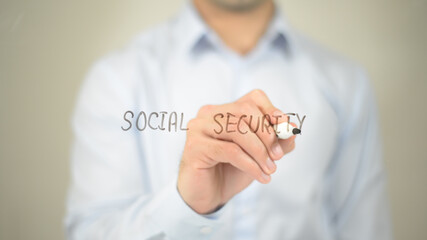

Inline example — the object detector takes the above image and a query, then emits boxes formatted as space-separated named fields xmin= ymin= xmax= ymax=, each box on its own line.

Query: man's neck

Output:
xmin=193 ymin=0 xmax=274 ymax=55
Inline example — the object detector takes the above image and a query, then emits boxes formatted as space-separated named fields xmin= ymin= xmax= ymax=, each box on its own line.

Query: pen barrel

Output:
xmin=274 ymin=122 xmax=296 ymax=139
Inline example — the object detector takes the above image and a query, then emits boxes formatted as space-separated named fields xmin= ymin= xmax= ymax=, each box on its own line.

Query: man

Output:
xmin=66 ymin=0 xmax=392 ymax=239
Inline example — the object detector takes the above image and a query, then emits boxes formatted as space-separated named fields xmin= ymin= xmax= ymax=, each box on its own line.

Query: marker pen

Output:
xmin=274 ymin=122 xmax=301 ymax=139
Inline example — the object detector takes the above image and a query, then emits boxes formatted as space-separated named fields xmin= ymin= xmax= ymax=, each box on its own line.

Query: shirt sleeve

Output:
xmin=326 ymin=69 xmax=392 ymax=240
xmin=65 ymin=59 xmax=226 ymax=240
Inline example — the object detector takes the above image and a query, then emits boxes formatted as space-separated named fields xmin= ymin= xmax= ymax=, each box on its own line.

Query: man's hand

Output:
xmin=177 ymin=89 xmax=296 ymax=214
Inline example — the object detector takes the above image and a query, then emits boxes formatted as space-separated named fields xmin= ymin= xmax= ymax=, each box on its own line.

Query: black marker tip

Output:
xmin=292 ymin=128 xmax=301 ymax=135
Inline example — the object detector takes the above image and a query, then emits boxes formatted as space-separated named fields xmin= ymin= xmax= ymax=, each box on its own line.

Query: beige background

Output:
xmin=1 ymin=0 xmax=426 ymax=239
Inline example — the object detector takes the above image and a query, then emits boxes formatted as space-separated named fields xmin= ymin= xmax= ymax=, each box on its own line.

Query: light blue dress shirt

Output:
xmin=66 ymin=2 xmax=392 ymax=240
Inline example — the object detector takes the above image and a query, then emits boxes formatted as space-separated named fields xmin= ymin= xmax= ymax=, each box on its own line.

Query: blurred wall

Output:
xmin=0 ymin=0 xmax=426 ymax=239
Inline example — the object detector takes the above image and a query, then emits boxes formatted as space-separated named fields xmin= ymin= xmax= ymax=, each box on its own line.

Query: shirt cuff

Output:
xmin=149 ymin=177 xmax=227 ymax=239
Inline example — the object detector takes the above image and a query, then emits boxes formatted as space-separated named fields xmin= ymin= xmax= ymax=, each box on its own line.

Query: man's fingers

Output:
xmin=275 ymin=122 xmax=298 ymax=157
xmin=233 ymin=102 xmax=284 ymax=161
xmin=197 ymin=101 xmax=286 ymax=161
xmin=277 ymin=135 xmax=296 ymax=156
xmin=197 ymin=117 xmax=276 ymax=175
xmin=209 ymin=140 xmax=271 ymax=184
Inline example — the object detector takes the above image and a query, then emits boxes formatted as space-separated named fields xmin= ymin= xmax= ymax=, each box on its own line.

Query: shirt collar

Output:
xmin=176 ymin=1 xmax=293 ymax=56
xmin=266 ymin=7 xmax=290 ymax=49
xmin=175 ymin=2 xmax=211 ymax=54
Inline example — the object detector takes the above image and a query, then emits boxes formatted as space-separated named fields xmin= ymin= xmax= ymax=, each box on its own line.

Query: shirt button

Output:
xmin=200 ymin=226 xmax=212 ymax=234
